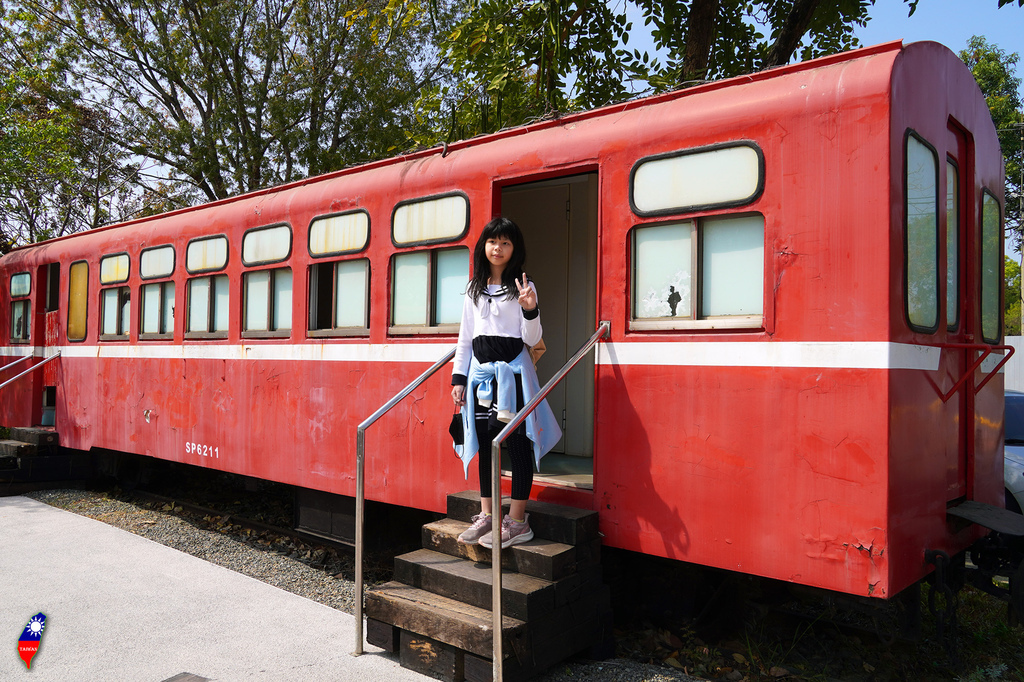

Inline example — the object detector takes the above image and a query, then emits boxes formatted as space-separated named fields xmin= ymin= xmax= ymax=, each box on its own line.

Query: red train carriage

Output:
xmin=0 ymin=40 xmax=1013 ymax=602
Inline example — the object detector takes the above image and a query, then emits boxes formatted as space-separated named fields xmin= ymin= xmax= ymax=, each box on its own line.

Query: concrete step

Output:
xmin=422 ymin=517 xmax=600 ymax=581
xmin=447 ymin=491 xmax=599 ymax=546
xmin=0 ymin=453 xmax=20 ymax=471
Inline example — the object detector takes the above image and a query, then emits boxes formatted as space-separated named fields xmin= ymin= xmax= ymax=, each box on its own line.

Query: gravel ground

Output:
xmin=23 ymin=488 xmax=700 ymax=682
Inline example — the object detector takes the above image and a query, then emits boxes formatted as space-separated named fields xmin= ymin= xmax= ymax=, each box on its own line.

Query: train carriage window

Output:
xmin=139 ymin=245 xmax=176 ymax=339
xmin=10 ymin=299 xmax=30 ymax=342
xmin=243 ymin=224 xmax=292 ymax=265
xmin=45 ymin=264 xmax=59 ymax=312
xmin=140 ymin=282 xmax=175 ymax=338
xmin=631 ymin=215 xmax=764 ymax=330
xmin=703 ymin=216 xmax=765 ymax=316
xmin=630 ymin=142 xmax=764 ymax=216
xmin=100 ymin=254 xmax=129 ymax=285
xmin=905 ymin=133 xmax=940 ymax=332
xmin=243 ymin=267 xmax=292 ymax=335
xmin=186 ymin=275 xmax=229 ymax=337
xmin=946 ymin=161 xmax=960 ymax=330
xmin=981 ymin=191 xmax=1002 ymax=343
xmin=99 ymin=254 xmax=131 ymax=339
xmin=141 ymin=245 xmax=176 ymax=279
xmin=309 ymin=259 xmax=369 ymax=335
xmin=186 ymin=235 xmax=228 ymax=273
xmin=10 ymin=273 xmax=31 ymax=342
xmin=100 ymin=286 xmax=131 ymax=339
xmin=393 ymin=251 xmax=430 ymax=325
xmin=67 ymin=261 xmax=88 ymax=342
xmin=309 ymin=211 xmax=369 ymax=256
xmin=11 ymin=273 xmax=30 ymax=297
xmin=392 ymin=193 xmax=469 ymax=246
xmin=390 ymin=247 xmax=469 ymax=333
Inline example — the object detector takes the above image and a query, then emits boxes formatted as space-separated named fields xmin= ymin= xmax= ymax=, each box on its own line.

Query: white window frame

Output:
xmin=140 ymin=280 xmax=176 ymax=339
xmin=392 ymin=193 xmax=470 ymax=247
xmin=242 ymin=224 xmax=292 ymax=266
xmin=99 ymin=253 xmax=130 ymax=285
xmin=309 ymin=210 xmax=370 ymax=257
xmin=11 ymin=272 xmax=31 ymax=298
xmin=10 ymin=272 xmax=31 ymax=343
xmin=186 ymin=235 xmax=229 ymax=274
xmin=10 ymin=298 xmax=30 ymax=343
xmin=980 ymin=190 xmax=1002 ymax=344
xmin=629 ymin=214 xmax=765 ymax=332
xmin=630 ymin=141 xmax=764 ymax=217
xmin=389 ymin=247 xmax=469 ymax=335
xmin=140 ymin=245 xmax=176 ymax=280
xmin=904 ymin=131 xmax=940 ymax=333
xmin=99 ymin=285 xmax=131 ymax=339
xmin=242 ymin=266 xmax=293 ymax=337
xmin=308 ymin=258 xmax=370 ymax=337
xmin=185 ymin=274 xmax=230 ymax=338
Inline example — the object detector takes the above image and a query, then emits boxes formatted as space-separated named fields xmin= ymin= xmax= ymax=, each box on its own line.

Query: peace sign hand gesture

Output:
xmin=516 ymin=275 xmax=537 ymax=311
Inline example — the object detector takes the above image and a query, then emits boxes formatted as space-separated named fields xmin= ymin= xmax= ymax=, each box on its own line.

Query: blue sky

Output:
xmin=621 ymin=1 xmax=1023 ymax=98
xmin=856 ymin=0 xmax=1023 ymax=54
xmin=856 ymin=0 xmax=1023 ymax=89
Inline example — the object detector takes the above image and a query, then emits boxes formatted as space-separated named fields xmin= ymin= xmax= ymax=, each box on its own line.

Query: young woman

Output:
xmin=450 ymin=217 xmax=561 ymax=549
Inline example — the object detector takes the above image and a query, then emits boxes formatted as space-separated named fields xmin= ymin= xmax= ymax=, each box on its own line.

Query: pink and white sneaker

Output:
xmin=457 ymin=513 xmax=493 ymax=545
xmin=479 ymin=513 xmax=534 ymax=549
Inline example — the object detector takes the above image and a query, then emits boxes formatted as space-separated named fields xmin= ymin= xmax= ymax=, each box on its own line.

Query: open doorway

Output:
xmin=500 ymin=173 xmax=598 ymax=488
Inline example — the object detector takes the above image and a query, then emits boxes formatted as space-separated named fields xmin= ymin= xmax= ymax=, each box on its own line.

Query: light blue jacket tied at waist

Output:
xmin=454 ymin=347 xmax=562 ymax=478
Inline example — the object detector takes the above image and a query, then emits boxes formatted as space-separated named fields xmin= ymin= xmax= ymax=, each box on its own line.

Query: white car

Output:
xmin=1005 ymin=391 xmax=1024 ymax=514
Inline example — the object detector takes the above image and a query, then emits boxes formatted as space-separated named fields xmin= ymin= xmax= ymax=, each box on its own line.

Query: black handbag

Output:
xmin=449 ymin=408 xmax=464 ymax=445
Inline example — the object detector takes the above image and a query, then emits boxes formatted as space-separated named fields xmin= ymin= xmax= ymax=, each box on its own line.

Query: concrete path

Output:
xmin=0 ymin=496 xmax=423 ymax=681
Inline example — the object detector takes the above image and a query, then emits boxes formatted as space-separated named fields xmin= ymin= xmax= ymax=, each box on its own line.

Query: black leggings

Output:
xmin=477 ymin=422 xmax=534 ymax=501
xmin=474 ymin=375 xmax=534 ymax=501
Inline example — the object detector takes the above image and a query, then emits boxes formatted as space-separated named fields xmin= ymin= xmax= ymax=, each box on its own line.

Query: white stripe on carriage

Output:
xmin=596 ymin=341 xmax=944 ymax=371
xmin=0 ymin=340 xmax=978 ymax=372
xmin=1 ymin=343 xmax=454 ymax=364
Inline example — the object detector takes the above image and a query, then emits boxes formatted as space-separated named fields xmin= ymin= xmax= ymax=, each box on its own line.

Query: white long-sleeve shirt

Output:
xmin=451 ymin=283 xmax=542 ymax=385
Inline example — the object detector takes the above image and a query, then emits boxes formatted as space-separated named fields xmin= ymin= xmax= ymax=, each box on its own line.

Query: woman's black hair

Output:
xmin=467 ymin=217 xmax=527 ymax=303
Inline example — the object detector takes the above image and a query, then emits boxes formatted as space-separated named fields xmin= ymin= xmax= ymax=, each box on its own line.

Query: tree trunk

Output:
xmin=680 ymin=0 xmax=720 ymax=85
xmin=763 ymin=0 xmax=822 ymax=68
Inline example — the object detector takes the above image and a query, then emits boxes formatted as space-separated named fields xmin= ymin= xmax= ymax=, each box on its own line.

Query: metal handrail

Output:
xmin=0 ymin=355 xmax=33 ymax=376
xmin=0 ymin=352 xmax=60 ymax=392
xmin=353 ymin=345 xmax=456 ymax=656
xmin=934 ymin=343 xmax=1015 ymax=402
xmin=488 ymin=320 xmax=609 ymax=682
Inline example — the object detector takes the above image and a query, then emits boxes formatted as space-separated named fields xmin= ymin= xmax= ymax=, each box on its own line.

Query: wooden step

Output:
xmin=370 ymin=492 xmax=614 ymax=681
xmin=394 ymin=548 xmax=556 ymax=621
xmin=10 ymin=428 xmax=58 ymax=455
xmin=447 ymin=491 xmax=599 ymax=546
xmin=366 ymin=582 xmax=614 ymax=682
xmin=423 ymin=518 xmax=600 ymax=581
xmin=0 ymin=448 xmax=95 ymax=488
xmin=0 ymin=439 xmax=34 ymax=458
xmin=364 ymin=581 xmax=527 ymax=659
xmin=0 ymin=452 xmax=20 ymax=471
xmin=464 ymin=585 xmax=615 ymax=682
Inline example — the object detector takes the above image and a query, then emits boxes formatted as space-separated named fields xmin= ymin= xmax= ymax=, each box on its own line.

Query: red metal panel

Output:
xmin=593 ymin=363 xmax=891 ymax=597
